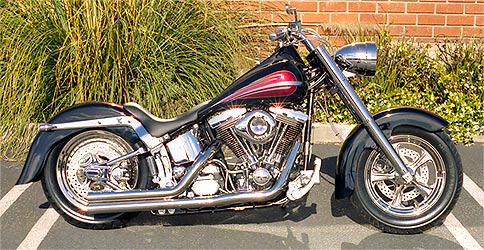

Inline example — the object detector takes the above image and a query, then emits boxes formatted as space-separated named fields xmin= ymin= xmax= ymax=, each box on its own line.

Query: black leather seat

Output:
xmin=123 ymin=101 xmax=210 ymax=137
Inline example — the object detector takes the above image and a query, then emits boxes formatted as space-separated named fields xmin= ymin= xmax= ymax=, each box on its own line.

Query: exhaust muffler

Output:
xmin=87 ymin=143 xmax=219 ymax=203
xmin=86 ymin=142 xmax=300 ymax=214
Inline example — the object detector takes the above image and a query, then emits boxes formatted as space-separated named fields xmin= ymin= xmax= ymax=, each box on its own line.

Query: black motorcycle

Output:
xmin=17 ymin=4 xmax=462 ymax=233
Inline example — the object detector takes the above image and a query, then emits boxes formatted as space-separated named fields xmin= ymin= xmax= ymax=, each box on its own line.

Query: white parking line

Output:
xmin=463 ymin=174 xmax=484 ymax=208
xmin=17 ymin=207 xmax=59 ymax=250
xmin=444 ymin=213 xmax=483 ymax=250
xmin=0 ymin=183 xmax=32 ymax=218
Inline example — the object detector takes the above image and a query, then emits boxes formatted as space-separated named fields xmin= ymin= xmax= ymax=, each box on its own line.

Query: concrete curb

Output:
xmin=473 ymin=135 xmax=484 ymax=143
xmin=311 ymin=123 xmax=355 ymax=143
xmin=311 ymin=123 xmax=484 ymax=144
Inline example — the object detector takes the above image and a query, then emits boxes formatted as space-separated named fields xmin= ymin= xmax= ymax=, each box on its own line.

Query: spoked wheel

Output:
xmin=41 ymin=130 xmax=148 ymax=229
xmin=352 ymin=127 xmax=462 ymax=234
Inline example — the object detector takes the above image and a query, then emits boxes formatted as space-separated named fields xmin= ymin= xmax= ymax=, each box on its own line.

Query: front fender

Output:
xmin=334 ymin=107 xmax=448 ymax=199
xmin=16 ymin=102 xmax=130 ymax=185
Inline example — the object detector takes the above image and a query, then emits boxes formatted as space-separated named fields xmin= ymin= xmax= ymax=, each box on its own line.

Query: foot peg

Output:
xmin=286 ymin=157 xmax=322 ymax=201
xmin=151 ymin=209 xmax=176 ymax=215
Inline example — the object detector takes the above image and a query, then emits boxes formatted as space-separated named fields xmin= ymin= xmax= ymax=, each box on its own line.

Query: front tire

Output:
xmin=41 ymin=130 xmax=148 ymax=229
xmin=351 ymin=127 xmax=462 ymax=234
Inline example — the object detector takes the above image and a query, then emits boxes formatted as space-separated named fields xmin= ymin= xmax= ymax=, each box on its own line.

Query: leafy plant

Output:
xmin=0 ymin=0 xmax=254 ymax=159
xmin=1 ymin=2 xmax=482 ymax=160
xmin=318 ymin=31 xmax=484 ymax=143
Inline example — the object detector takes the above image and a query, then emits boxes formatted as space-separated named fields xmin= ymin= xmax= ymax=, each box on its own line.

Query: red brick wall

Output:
xmin=241 ymin=0 xmax=483 ymax=42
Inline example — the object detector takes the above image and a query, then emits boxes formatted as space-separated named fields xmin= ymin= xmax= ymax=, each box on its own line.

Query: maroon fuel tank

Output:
xmin=202 ymin=60 xmax=308 ymax=115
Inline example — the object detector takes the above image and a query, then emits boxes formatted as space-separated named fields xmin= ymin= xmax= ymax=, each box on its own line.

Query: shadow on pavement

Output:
xmin=129 ymin=195 xmax=317 ymax=228
xmin=320 ymin=156 xmax=372 ymax=227
xmin=125 ymin=202 xmax=314 ymax=249
xmin=341 ymin=232 xmax=462 ymax=249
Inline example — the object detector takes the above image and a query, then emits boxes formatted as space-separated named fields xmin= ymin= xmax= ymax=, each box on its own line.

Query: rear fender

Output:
xmin=335 ymin=107 xmax=448 ymax=199
xmin=16 ymin=102 xmax=143 ymax=184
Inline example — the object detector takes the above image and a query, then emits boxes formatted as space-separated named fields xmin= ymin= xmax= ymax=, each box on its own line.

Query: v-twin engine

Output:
xmin=208 ymin=106 xmax=308 ymax=192
xmin=87 ymin=106 xmax=309 ymax=207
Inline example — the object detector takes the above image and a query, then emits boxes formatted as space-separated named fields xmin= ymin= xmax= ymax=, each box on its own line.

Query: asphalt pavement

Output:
xmin=0 ymin=143 xmax=483 ymax=249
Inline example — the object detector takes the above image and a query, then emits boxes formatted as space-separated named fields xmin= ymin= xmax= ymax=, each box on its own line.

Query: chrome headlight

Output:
xmin=334 ymin=42 xmax=377 ymax=76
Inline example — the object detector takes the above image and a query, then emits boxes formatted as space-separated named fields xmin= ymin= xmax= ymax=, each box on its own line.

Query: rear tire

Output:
xmin=351 ymin=127 xmax=462 ymax=234
xmin=41 ymin=130 xmax=148 ymax=229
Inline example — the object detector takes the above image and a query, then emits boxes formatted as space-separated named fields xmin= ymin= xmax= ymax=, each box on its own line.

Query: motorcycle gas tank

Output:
xmin=206 ymin=60 xmax=308 ymax=113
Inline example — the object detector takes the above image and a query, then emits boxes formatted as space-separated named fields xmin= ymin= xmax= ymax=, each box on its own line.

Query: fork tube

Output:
xmin=303 ymin=90 xmax=315 ymax=170
xmin=313 ymin=45 xmax=414 ymax=182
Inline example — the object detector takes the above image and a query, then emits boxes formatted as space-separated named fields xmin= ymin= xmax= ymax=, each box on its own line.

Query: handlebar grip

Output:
xmin=269 ymin=32 xmax=285 ymax=41
xmin=269 ymin=28 xmax=288 ymax=41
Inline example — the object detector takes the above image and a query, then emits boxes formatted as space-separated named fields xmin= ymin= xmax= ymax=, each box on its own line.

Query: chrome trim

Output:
xmin=334 ymin=42 xmax=377 ymax=76
xmin=269 ymin=106 xmax=308 ymax=123
xmin=208 ymin=108 xmax=246 ymax=128
xmin=85 ymin=142 xmax=300 ymax=214
xmin=166 ymin=130 xmax=202 ymax=165
xmin=87 ymin=143 xmax=219 ymax=202
xmin=314 ymin=45 xmax=413 ymax=181
xmin=39 ymin=123 xmax=57 ymax=131
xmin=39 ymin=116 xmax=162 ymax=149
xmin=234 ymin=110 xmax=276 ymax=144
xmin=103 ymin=148 xmax=147 ymax=167
xmin=287 ymin=157 xmax=321 ymax=200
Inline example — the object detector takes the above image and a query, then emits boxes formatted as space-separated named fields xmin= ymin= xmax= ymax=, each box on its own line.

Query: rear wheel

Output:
xmin=352 ymin=127 xmax=462 ymax=234
xmin=41 ymin=130 xmax=148 ymax=229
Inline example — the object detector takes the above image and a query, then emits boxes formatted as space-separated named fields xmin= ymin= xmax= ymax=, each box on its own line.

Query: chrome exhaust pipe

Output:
xmin=87 ymin=143 xmax=220 ymax=202
xmin=86 ymin=142 xmax=300 ymax=214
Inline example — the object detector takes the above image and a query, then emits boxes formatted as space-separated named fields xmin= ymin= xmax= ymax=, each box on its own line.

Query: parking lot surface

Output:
xmin=1 ymin=143 xmax=482 ymax=249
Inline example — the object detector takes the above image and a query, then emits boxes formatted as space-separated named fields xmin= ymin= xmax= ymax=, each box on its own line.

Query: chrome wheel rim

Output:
xmin=364 ymin=135 xmax=446 ymax=218
xmin=57 ymin=136 xmax=138 ymax=211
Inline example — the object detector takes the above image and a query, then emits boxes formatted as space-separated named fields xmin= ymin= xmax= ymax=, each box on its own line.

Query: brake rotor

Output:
xmin=374 ymin=145 xmax=430 ymax=202
xmin=65 ymin=140 xmax=128 ymax=199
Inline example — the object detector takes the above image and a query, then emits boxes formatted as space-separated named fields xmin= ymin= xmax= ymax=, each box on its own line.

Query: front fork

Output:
xmin=312 ymin=45 xmax=414 ymax=184
xmin=303 ymin=90 xmax=315 ymax=171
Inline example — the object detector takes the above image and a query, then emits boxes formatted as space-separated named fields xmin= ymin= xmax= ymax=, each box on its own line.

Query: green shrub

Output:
xmin=318 ymin=31 xmax=484 ymax=143
xmin=0 ymin=0 xmax=254 ymax=159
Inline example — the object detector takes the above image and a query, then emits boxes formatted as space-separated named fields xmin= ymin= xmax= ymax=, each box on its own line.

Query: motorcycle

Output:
xmin=16 ymin=4 xmax=462 ymax=233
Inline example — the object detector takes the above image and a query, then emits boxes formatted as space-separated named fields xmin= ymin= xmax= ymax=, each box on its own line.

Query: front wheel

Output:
xmin=352 ymin=127 xmax=463 ymax=234
xmin=41 ymin=130 xmax=148 ymax=229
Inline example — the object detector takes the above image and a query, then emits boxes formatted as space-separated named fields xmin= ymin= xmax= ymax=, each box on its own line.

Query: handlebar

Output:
xmin=268 ymin=4 xmax=321 ymax=53
xmin=269 ymin=27 xmax=318 ymax=53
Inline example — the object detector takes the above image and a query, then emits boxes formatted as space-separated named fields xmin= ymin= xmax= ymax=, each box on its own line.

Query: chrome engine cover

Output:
xmin=252 ymin=167 xmax=272 ymax=186
xmin=191 ymin=161 xmax=224 ymax=196
xmin=269 ymin=106 xmax=308 ymax=123
xmin=166 ymin=130 xmax=201 ymax=165
xmin=191 ymin=176 xmax=219 ymax=196
xmin=234 ymin=110 xmax=276 ymax=144
xmin=208 ymin=108 xmax=247 ymax=128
